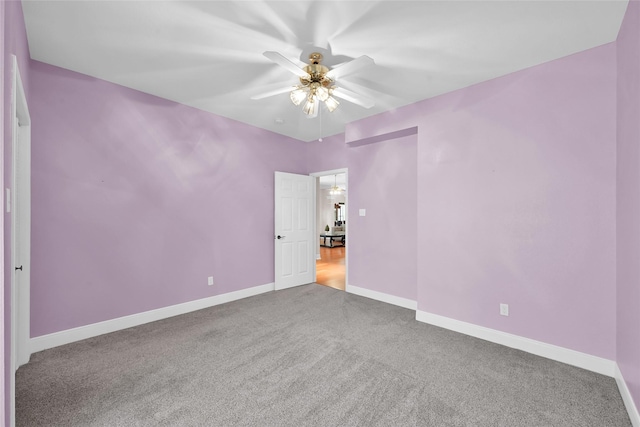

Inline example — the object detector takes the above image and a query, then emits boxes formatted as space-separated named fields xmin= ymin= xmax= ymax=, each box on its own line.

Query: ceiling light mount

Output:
xmin=291 ymin=53 xmax=339 ymax=117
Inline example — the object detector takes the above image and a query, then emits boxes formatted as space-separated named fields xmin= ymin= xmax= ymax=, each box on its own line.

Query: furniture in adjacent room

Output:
xmin=320 ymin=233 xmax=346 ymax=247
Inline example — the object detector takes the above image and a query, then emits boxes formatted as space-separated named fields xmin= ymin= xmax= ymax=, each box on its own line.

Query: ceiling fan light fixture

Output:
xmin=329 ymin=175 xmax=344 ymax=195
xmin=316 ymin=86 xmax=329 ymax=102
xmin=325 ymin=96 xmax=339 ymax=112
xmin=294 ymin=82 xmax=338 ymax=115
xmin=290 ymin=87 xmax=307 ymax=106
xmin=329 ymin=186 xmax=343 ymax=195
xmin=298 ymin=53 xmax=339 ymax=116
xmin=260 ymin=51 xmax=374 ymax=118
xmin=303 ymin=97 xmax=319 ymax=117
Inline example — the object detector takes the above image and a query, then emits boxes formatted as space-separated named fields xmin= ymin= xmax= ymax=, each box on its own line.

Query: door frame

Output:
xmin=309 ymin=168 xmax=348 ymax=288
xmin=10 ymin=54 xmax=32 ymax=427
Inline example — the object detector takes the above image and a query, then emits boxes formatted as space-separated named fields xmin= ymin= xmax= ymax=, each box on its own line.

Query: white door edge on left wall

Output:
xmin=10 ymin=54 xmax=32 ymax=427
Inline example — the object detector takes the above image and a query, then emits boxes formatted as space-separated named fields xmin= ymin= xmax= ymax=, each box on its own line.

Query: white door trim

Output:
xmin=310 ymin=168 xmax=348 ymax=288
xmin=10 ymin=54 xmax=32 ymax=427
xmin=0 ymin=3 xmax=5 ymax=423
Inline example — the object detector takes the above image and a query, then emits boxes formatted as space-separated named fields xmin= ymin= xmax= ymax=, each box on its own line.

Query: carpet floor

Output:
xmin=17 ymin=284 xmax=631 ymax=426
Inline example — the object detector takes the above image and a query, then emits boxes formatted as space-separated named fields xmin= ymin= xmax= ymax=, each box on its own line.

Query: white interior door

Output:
xmin=12 ymin=115 xmax=31 ymax=369
xmin=275 ymin=172 xmax=315 ymax=290
xmin=10 ymin=54 xmax=31 ymax=427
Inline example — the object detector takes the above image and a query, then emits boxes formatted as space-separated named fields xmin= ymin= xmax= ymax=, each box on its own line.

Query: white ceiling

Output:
xmin=22 ymin=0 xmax=628 ymax=142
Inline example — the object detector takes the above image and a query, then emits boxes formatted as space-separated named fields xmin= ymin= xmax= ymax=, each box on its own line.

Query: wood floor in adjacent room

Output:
xmin=316 ymin=245 xmax=345 ymax=291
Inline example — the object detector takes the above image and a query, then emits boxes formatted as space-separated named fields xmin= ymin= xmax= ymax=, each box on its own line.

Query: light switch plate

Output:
xmin=359 ymin=209 xmax=366 ymax=216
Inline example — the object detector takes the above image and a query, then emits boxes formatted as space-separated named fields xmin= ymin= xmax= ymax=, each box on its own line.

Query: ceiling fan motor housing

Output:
xmin=300 ymin=52 xmax=333 ymax=88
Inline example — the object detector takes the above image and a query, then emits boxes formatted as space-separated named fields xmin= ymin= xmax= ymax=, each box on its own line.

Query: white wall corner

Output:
xmin=615 ymin=364 xmax=640 ymax=426
xmin=415 ymin=310 xmax=616 ymax=377
xmin=346 ymin=284 xmax=417 ymax=311
xmin=30 ymin=282 xmax=275 ymax=354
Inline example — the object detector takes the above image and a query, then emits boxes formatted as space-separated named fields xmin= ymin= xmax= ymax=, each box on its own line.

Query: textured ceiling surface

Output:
xmin=22 ymin=0 xmax=628 ymax=142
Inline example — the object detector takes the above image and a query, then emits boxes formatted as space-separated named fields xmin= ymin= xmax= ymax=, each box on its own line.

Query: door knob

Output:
xmin=276 ymin=235 xmax=285 ymax=240
xmin=15 ymin=265 xmax=22 ymax=271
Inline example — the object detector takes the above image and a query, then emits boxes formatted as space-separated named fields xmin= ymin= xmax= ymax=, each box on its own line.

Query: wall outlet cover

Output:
xmin=208 ymin=276 xmax=214 ymax=286
xmin=500 ymin=303 xmax=509 ymax=316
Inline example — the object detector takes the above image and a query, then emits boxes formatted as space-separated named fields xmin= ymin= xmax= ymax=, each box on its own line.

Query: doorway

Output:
xmin=311 ymin=169 xmax=347 ymax=291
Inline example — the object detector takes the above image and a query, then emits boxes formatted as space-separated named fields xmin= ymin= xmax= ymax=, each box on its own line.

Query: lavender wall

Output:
xmin=29 ymin=61 xmax=307 ymax=337
xmin=345 ymin=44 xmax=617 ymax=360
xmin=3 ymin=0 xmax=31 ymax=423
xmin=307 ymin=132 xmax=418 ymax=302
xmin=346 ymin=134 xmax=418 ymax=301
xmin=306 ymin=133 xmax=348 ymax=173
xmin=616 ymin=0 xmax=640 ymax=411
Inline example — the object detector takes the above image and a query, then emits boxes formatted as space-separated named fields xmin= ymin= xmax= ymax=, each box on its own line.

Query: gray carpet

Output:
xmin=17 ymin=284 xmax=631 ymax=426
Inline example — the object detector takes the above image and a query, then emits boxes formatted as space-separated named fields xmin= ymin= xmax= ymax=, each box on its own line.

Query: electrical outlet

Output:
xmin=207 ymin=276 xmax=214 ymax=286
xmin=500 ymin=303 xmax=509 ymax=316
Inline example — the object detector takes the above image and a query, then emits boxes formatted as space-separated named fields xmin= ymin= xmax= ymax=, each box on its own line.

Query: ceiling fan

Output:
xmin=251 ymin=51 xmax=376 ymax=118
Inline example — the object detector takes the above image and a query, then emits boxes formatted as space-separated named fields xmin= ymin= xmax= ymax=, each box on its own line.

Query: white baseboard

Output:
xmin=346 ymin=284 xmax=417 ymax=310
xmin=30 ymin=283 xmax=275 ymax=354
xmin=416 ymin=310 xmax=616 ymax=377
xmin=616 ymin=364 xmax=640 ymax=426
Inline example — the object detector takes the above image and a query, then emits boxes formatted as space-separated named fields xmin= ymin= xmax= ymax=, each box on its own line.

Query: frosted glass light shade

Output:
xmin=325 ymin=96 xmax=339 ymax=112
xmin=303 ymin=98 xmax=316 ymax=116
xmin=290 ymin=88 xmax=307 ymax=106
xmin=316 ymin=86 xmax=329 ymax=101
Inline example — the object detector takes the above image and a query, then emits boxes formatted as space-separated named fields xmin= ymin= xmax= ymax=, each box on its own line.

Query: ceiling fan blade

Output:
xmin=326 ymin=55 xmax=375 ymax=80
xmin=263 ymin=51 xmax=309 ymax=78
xmin=250 ymin=84 xmax=295 ymax=100
xmin=332 ymin=87 xmax=375 ymax=109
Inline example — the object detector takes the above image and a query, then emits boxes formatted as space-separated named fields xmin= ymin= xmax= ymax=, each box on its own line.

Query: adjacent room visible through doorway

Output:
xmin=313 ymin=170 xmax=347 ymax=291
